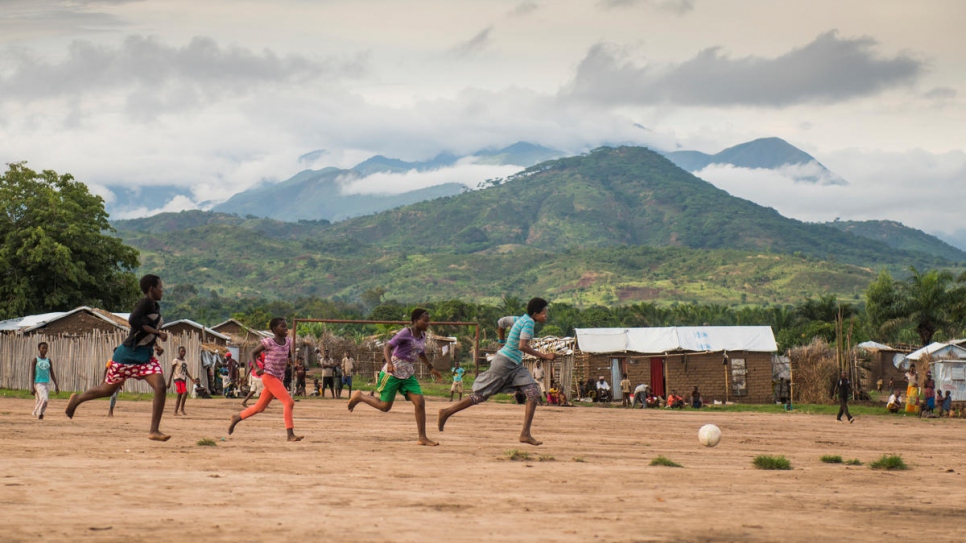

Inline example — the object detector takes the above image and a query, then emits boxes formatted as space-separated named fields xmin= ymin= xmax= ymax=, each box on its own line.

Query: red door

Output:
xmin=650 ymin=357 xmax=665 ymax=398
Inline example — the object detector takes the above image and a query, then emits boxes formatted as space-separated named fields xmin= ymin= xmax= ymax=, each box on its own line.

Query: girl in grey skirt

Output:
xmin=438 ymin=298 xmax=555 ymax=445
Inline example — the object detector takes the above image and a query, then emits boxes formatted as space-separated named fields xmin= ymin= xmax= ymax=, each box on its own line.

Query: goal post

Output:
xmin=291 ymin=318 xmax=483 ymax=376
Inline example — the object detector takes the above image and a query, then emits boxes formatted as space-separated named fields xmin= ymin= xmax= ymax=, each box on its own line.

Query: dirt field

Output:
xmin=2 ymin=395 xmax=964 ymax=543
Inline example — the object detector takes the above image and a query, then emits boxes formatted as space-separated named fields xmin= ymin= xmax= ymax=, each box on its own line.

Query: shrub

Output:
xmin=870 ymin=454 xmax=907 ymax=471
xmin=504 ymin=450 xmax=530 ymax=461
xmin=197 ymin=438 xmax=217 ymax=447
xmin=820 ymin=455 xmax=843 ymax=464
xmin=753 ymin=455 xmax=791 ymax=470
xmin=650 ymin=455 xmax=682 ymax=468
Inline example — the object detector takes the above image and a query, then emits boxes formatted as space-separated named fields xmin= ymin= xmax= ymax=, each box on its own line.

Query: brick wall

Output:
xmin=664 ymin=352 xmax=773 ymax=404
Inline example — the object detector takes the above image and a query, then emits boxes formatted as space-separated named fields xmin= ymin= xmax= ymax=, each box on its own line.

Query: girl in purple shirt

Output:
xmin=348 ymin=308 xmax=442 ymax=445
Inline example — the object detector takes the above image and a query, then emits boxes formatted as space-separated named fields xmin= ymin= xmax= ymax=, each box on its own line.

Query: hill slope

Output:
xmin=824 ymin=220 xmax=966 ymax=262
xmin=113 ymin=147 xmax=956 ymax=305
xmin=316 ymin=146 xmax=937 ymax=267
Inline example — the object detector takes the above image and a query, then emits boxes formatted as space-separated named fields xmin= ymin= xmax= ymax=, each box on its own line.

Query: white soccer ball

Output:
xmin=698 ymin=424 xmax=721 ymax=447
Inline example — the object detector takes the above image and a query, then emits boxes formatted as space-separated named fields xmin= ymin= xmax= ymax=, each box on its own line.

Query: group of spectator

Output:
xmin=882 ymin=363 xmax=955 ymax=417
xmin=577 ymin=374 xmax=704 ymax=409
xmin=310 ymin=349 xmax=355 ymax=398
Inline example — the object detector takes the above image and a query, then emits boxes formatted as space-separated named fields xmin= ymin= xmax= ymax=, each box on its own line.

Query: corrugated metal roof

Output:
xmin=163 ymin=319 xmax=231 ymax=342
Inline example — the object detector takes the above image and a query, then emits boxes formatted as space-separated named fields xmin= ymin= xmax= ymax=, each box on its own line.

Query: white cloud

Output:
xmin=694 ymin=149 xmax=966 ymax=235
xmin=110 ymin=194 xmax=201 ymax=220
xmin=337 ymin=158 xmax=523 ymax=195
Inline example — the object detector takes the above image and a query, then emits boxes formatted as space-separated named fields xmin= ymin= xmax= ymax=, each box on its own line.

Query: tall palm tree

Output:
xmin=896 ymin=267 xmax=962 ymax=346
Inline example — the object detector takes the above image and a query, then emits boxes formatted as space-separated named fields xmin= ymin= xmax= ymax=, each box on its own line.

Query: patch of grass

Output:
xmin=572 ymin=457 xmax=585 ymax=463
xmin=820 ymin=455 xmax=843 ymax=464
xmin=870 ymin=454 xmax=908 ymax=471
xmin=650 ymin=455 xmax=683 ymax=468
xmin=538 ymin=455 xmax=555 ymax=462
xmin=504 ymin=449 xmax=530 ymax=461
xmin=196 ymin=438 xmax=217 ymax=447
xmin=753 ymin=455 xmax=792 ymax=470
xmin=845 ymin=458 xmax=863 ymax=466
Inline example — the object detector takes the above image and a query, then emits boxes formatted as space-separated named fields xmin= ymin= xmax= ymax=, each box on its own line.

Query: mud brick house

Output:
xmin=211 ymin=318 xmax=271 ymax=346
xmin=855 ymin=341 xmax=913 ymax=393
xmin=574 ymin=327 xmax=778 ymax=404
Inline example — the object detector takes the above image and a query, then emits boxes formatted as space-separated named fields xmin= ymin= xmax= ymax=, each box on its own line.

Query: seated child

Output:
xmin=547 ymin=384 xmax=559 ymax=405
xmin=311 ymin=378 xmax=321 ymax=397
xmin=193 ymin=380 xmax=211 ymax=399
xmin=886 ymin=389 xmax=901 ymax=413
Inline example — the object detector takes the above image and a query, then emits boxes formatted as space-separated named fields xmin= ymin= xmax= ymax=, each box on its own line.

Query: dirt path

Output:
xmin=2 ymin=396 xmax=963 ymax=542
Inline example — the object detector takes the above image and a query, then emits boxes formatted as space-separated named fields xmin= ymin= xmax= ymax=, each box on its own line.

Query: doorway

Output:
xmin=650 ymin=357 xmax=665 ymax=398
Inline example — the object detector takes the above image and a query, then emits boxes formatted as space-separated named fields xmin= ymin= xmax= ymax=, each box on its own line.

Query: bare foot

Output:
xmin=519 ymin=435 xmax=542 ymax=446
xmin=417 ymin=437 xmax=439 ymax=446
xmin=437 ymin=409 xmax=450 ymax=432
xmin=287 ymin=434 xmax=304 ymax=442
xmin=180 ymin=410 xmax=187 ymax=416
xmin=65 ymin=393 xmax=78 ymax=419
xmin=148 ymin=432 xmax=171 ymax=441
xmin=347 ymin=390 xmax=362 ymax=412
xmin=173 ymin=411 xmax=180 ymax=416
xmin=228 ymin=414 xmax=242 ymax=435
xmin=241 ymin=402 xmax=248 ymax=408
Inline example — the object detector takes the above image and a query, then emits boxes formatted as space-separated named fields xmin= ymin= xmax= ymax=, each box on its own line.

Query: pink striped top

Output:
xmin=259 ymin=336 xmax=292 ymax=380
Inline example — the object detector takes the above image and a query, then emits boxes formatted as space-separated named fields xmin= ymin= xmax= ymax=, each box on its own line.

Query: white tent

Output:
xmin=575 ymin=326 xmax=777 ymax=354
xmin=895 ymin=342 xmax=966 ymax=368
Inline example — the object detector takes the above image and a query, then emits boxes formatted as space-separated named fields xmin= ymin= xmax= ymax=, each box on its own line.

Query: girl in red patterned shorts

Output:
xmin=66 ymin=274 xmax=171 ymax=441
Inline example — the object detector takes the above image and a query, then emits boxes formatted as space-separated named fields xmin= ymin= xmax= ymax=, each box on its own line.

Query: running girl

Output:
xmin=66 ymin=274 xmax=170 ymax=441
xmin=30 ymin=342 xmax=59 ymax=419
xmin=228 ymin=318 xmax=303 ymax=441
xmin=438 ymin=297 xmax=555 ymax=446
xmin=348 ymin=308 xmax=442 ymax=446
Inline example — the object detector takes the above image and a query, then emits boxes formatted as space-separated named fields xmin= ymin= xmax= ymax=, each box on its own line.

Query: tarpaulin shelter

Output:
xmin=574 ymin=327 xmax=778 ymax=403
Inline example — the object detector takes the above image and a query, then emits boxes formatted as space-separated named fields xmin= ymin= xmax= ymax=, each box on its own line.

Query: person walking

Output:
xmin=832 ymin=370 xmax=854 ymax=423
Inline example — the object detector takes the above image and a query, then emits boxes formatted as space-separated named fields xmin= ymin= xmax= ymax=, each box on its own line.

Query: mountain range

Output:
xmin=112 ymin=146 xmax=964 ymax=306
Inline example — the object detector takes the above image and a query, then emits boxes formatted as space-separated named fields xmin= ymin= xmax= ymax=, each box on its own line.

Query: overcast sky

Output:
xmin=1 ymin=0 xmax=964 ymax=241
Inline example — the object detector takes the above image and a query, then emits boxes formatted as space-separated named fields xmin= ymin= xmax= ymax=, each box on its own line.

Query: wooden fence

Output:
xmin=1 ymin=331 xmax=212 ymax=394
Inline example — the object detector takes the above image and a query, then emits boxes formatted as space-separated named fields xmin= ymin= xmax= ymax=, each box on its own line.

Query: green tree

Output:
xmin=896 ymin=267 xmax=963 ymax=345
xmin=865 ymin=270 xmax=901 ymax=340
xmin=0 ymin=163 xmax=140 ymax=318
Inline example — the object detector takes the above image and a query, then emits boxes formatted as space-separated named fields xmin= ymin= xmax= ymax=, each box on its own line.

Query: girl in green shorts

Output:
xmin=348 ymin=308 xmax=442 ymax=445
